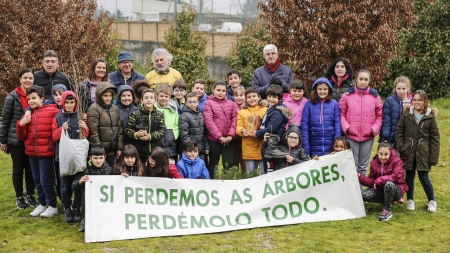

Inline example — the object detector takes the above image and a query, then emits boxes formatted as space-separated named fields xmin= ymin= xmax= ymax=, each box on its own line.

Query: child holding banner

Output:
xmin=114 ymin=144 xmax=144 ymax=177
xmin=358 ymin=142 xmax=408 ymax=221
xmin=145 ymin=147 xmax=184 ymax=179
xmin=72 ymin=145 xmax=120 ymax=232
xmin=330 ymin=136 xmax=350 ymax=155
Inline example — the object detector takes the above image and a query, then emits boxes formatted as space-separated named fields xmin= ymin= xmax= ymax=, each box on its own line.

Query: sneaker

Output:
xmin=64 ymin=208 xmax=74 ymax=223
xmin=16 ymin=197 xmax=27 ymax=209
xmin=427 ymin=200 xmax=437 ymax=213
xmin=73 ymin=208 xmax=82 ymax=222
xmin=379 ymin=210 xmax=393 ymax=221
xmin=30 ymin=205 xmax=47 ymax=216
xmin=79 ymin=219 xmax=85 ymax=232
xmin=40 ymin=206 xmax=58 ymax=218
xmin=406 ymin=199 xmax=415 ymax=210
xmin=26 ymin=195 xmax=37 ymax=207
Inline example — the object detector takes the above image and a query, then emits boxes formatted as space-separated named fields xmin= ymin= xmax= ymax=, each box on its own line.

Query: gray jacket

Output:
xmin=179 ymin=105 xmax=210 ymax=153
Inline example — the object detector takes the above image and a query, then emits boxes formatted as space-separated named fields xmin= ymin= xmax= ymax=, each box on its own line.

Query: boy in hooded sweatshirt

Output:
xmin=52 ymin=91 xmax=89 ymax=223
xmin=87 ymin=82 xmax=124 ymax=167
xmin=155 ymin=86 xmax=179 ymax=160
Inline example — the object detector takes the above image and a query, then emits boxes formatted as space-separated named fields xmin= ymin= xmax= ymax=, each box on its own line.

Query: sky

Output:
xmin=96 ymin=0 xmax=242 ymax=19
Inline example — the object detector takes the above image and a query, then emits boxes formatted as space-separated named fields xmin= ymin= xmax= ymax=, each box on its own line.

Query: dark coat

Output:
xmin=72 ymin=161 xmax=119 ymax=192
xmin=328 ymin=75 xmax=354 ymax=102
xmin=87 ymin=82 xmax=124 ymax=155
xmin=380 ymin=92 xmax=412 ymax=143
xmin=124 ymin=104 xmax=166 ymax=158
xmin=179 ymin=106 xmax=210 ymax=153
xmin=395 ymin=106 xmax=440 ymax=171
xmin=109 ymin=69 xmax=145 ymax=89
xmin=33 ymin=70 xmax=72 ymax=101
xmin=255 ymin=101 xmax=292 ymax=140
xmin=0 ymin=89 xmax=25 ymax=146
xmin=252 ymin=64 xmax=294 ymax=98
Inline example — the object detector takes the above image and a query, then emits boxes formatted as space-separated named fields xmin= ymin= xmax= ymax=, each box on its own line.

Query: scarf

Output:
xmin=264 ymin=58 xmax=281 ymax=74
xmin=155 ymin=67 xmax=170 ymax=75
xmin=15 ymin=87 xmax=29 ymax=111
xmin=89 ymin=80 xmax=99 ymax=105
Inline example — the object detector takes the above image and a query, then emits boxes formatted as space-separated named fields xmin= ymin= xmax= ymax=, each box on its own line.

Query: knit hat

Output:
xmin=118 ymin=52 xmax=133 ymax=63
xmin=312 ymin=77 xmax=333 ymax=90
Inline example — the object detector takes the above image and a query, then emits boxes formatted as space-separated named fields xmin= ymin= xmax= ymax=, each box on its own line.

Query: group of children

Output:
xmin=4 ymin=67 xmax=440 ymax=232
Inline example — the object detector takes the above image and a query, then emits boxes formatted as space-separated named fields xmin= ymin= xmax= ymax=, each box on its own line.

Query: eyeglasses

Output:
xmin=187 ymin=100 xmax=198 ymax=104
xmin=119 ymin=61 xmax=132 ymax=65
xmin=288 ymin=136 xmax=299 ymax=140
xmin=413 ymin=99 xmax=423 ymax=102
xmin=173 ymin=89 xmax=186 ymax=93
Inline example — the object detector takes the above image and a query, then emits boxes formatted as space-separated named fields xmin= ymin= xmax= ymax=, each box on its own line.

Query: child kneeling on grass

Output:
xmin=358 ymin=142 xmax=408 ymax=221
xmin=72 ymin=145 xmax=120 ymax=232
xmin=177 ymin=140 xmax=210 ymax=179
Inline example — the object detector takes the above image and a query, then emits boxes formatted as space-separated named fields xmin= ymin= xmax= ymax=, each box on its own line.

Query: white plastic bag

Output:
xmin=59 ymin=130 xmax=89 ymax=176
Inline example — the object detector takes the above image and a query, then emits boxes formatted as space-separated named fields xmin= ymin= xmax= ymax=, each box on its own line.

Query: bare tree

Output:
xmin=258 ymin=0 xmax=415 ymax=87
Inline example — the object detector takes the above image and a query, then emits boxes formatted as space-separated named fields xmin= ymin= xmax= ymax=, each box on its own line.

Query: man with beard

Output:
xmin=146 ymin=48 xmax=183 ymax=92
xmin=251 ymin=44 xmax=294 ymax=99
xmin=109 ymin=52 xmax=146 ymax=89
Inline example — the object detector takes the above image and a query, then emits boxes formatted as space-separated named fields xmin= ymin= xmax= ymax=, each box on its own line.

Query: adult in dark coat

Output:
xmin=251 ymin=44 xmax=294 ymax=99
xmin=34 ymin=50 xmax=72 ymax=100
xmin=324 ymin=57 xmax=354 ymax=102
xmin=109 ymin=52 xmax=145 ymax=89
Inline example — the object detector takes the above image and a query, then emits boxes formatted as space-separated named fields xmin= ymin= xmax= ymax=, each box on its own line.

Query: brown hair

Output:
xmin=87 ymin=58 xmax=108 ymax=81
xmin=186 ymin=92 xmax=198 ymax=99
xmin=234 ymin=86 xmax=246 ymax=96
xmin=393 ymin=76 xmax=411 ymax=93
xmin=117 ymin=144 xmax=144 ymax=176
xmin=414 ymin=90 xmax=429 ymax=109
xmin=146 ymin=147 xmax=171 ymax=178
xmin=132 ymin=80 xmax=151 ymax=99
xmin=309 ymin=83 xmax=332 ymax=104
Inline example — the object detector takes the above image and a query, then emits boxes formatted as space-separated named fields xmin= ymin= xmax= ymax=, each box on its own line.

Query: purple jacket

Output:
xmin=203 ymin=95 xmax=237 ymax=143
xmin=359 ymin=150 xmax=408 ymax=196
xmin=283 ymin=94 xmax=308 ymax=129
xmin=339 ymin=86 xmax=383 ymax=142
xmin=252 ymin=64 xmax=294 ymax=98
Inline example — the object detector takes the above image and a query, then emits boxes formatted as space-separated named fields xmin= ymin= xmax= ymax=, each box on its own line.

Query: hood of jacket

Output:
xmin=273 ymin=102 xmax=293 ymax=120
xmin=51 ymin=84 xmax=68 ymax=102
xmin=180 ymin=152 xmax=200 ymax=166
xmin=117 ymin=85 xmax=135 ymax=107
xmin=312 ymin=77 xmax=333 ymax=91
xmin=95 ymin=82 xmax=117 ymax=108
xmin=404 ymin=104 xmax=438 ymax=116
xmin=60 ymin=90 xmax=79 ymax=113
xmin=283 ymin=125 xmax=302 ymax=146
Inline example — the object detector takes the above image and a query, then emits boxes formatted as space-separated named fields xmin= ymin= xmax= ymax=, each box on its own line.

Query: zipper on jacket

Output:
xmin=320 ymin=101 xmax=324 ymax=154
xmin=381 ymin=163 xmax=384 ymax=176
xmin=148 ymin=109 xmax=152 ymax=153
xmin=34 ymin=109 xmax=38 ymax=156
xmin=359 ymin=93 xmax=363 ymax=139
xmin=106 ymin=108 xmax=114 ymax=149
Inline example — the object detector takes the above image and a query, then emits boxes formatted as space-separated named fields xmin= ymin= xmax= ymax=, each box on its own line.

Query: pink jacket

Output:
xmin=203 ymin=95 xmax=237 ymax=143
xmin=339 ymin=86 xmax=383 ymax=142
xmin=283 ymin=94 xmax=308 ymax=129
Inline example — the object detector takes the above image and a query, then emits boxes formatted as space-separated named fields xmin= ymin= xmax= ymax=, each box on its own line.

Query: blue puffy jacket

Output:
xmin=380 ymin=93 xmax=407 ymax=143
xmin=301 ymin=99 xmax=342 ymax=157
xmin=176 ymin=153 xmax=210 ymax=179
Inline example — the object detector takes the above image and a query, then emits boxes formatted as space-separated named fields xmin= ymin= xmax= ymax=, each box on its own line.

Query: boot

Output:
xmin=264 ymin=134 xmax=288 ymax=159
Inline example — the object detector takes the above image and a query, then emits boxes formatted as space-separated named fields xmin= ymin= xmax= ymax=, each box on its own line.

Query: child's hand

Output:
xmin=330 ymin=151 xmax=336 ymax=155
xmin=263 ymin=132 xmax=270 ymax=141
xmin=25 ymin=110 xmax=32 ymax=117
xmin=219 ymin=137 xmax=228 ymax=145
xmin=62 ymin=121 xmax=69 ymax=131
xmin=286 ymin=155 xmax=293 ymax=163
xmin=313 ymin=155 xmax=319 ymax=160
xmin=79 ymin=175 xmax=89 ymax=184
xmin=0 ymin=143 xmax=7 ymax=153
xmin=78 ymin=120 xmax=87 ymax=130
xmin=205 ymin=149 xmax=209 ymax=155
xmin=373 ymin=183 xmax=377 ymax=190
xmin=20 ymin=115 xmax=31 ymax=125
xmin=249 ymin=131 xmax=257 ymax=138
xmin=121 ymin=173 xmax=129 ymax=178
xmin=241 ymin=129 xmax=248 ymax=136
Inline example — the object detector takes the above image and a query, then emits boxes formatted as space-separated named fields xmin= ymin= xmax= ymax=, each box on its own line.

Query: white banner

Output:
xmin=85 ymin=150 xmax=365 ymax=243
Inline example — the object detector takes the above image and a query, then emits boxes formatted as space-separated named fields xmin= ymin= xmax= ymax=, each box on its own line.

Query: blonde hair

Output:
xmin=234 ymin=86 xmax=246 ymax=96
xmin=393 ymin=76 xmax=411 ymax=93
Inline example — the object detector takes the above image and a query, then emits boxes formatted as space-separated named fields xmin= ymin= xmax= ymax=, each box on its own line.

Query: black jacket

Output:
xmin=179 ymin=105 xmax=210 ymax=153
xmin=34 ymin=70 xmax=72 ymax=101
xmin=0 ymin=90 xmax=25 ymax=147
xmin=72 ymin=161 xmax=119 ymax=192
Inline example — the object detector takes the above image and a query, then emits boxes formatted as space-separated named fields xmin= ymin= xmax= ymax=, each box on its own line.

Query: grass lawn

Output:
xmin=1 ymin=99 xmax=449 ymax=252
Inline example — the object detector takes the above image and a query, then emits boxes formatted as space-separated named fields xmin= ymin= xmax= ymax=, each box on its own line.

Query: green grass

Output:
xmin=1 ymin=99 xmax=450 ymax=252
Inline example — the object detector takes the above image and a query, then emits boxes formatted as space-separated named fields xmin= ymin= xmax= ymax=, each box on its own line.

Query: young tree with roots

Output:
xmin=258 ymin=0 xmax=415 ymax=88
xmin=0 ymin=0 xmax=117 ymax=110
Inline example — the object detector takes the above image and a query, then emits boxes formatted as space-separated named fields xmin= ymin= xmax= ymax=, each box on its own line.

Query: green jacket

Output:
xmin=87 ymin=82 xmax=124 ymax=155
xmin=155 ymin=99 xmax=179 ymax=157
xmin=395 ymin=105 xmax=440 ymax=171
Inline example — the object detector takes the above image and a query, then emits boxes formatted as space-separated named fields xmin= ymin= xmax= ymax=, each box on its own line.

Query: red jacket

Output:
xmin=169 ymin=164 xmax=184 ymax=179
xmin=16 ymin=103 xmax=61 ymax=157
xmin=359 ymin=150 xmax=408 ymax=195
